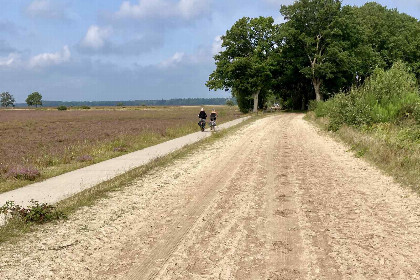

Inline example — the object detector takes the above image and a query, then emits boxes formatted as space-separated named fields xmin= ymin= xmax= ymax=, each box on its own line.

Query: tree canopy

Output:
xmin=207 ymin=0 xmax=420 ymax=112
xmin=26 ymin=92 xmax=43 ymax=108
xmin=206 ymin=17 xmax=278 ymax=113
xmin=1 ymin=92 xmax=15 ymax=107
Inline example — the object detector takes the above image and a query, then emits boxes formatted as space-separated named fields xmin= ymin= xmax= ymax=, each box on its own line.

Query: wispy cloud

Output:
xmin=77 ymin=25 xmax=164 ymax=56
xmin=0 ymin=53 xmax=20 ymax=67
xmin=262 ymin=0 xmax=295 ymax=7
xmin=159 ymin=52 xmax=185 ymax=68
xmin=29 ymin=45 xmax=71 ymax=68
xmin=114 ymin=0 xmax=211 ymax=21
xmin=25 ymin=0 xmax=71 ymax=20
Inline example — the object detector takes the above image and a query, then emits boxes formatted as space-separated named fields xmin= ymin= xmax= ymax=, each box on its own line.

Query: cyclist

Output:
xmin=210 ymin=109 xmax=217 ymax=122
xmin=198 ymin=108 xmax=207 ymax=130
xmin=209 ymin=109 xmax=218 ymax=131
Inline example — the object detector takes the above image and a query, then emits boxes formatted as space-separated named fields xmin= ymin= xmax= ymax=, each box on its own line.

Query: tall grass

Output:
xmin=309 ymin=62 xmax=419 ymax=191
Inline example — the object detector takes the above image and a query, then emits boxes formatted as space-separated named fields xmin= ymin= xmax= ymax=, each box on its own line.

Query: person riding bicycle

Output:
xmin=210 ymin=109 xmax=217 ymax=122
xmin=198 ymin=108 xmax=207 ymax=127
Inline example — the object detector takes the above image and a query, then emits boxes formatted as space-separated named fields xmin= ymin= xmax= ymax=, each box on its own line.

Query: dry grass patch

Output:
xmin=306 ymin=112 xmax=419 ymax=192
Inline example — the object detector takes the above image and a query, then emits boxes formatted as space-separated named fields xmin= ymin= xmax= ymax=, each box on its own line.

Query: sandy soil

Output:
xmin=1 ymin=114 xmax=419 ymax=280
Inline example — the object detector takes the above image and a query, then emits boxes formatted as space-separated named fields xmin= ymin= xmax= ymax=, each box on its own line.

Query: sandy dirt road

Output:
xmin=1 ymin=114 xmax=420 ymax=280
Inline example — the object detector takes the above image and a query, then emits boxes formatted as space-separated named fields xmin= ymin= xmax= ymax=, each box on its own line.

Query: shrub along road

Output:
xmin=1 ymin=114 xmax=419 ymax=279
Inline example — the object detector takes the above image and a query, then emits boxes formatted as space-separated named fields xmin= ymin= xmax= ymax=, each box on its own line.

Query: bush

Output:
xmin=6 ymin=166 xmax=40 ymax=181
xmin=308 ymin=100 xmax=318 ymax=111
xmin=80 ymin=105 xmax=90 ymax=109
xmin=0 ymin=200 xmax=66 ymax=224
xmin=226 ymin=99 xmax=235 ymax=106
xmin=314 ymin=62 xmax=420 ymax=130
xmin=57 ymin=105 xmax=67 ymax=111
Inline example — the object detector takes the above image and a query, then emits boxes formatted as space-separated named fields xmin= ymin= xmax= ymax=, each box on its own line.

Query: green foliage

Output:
xmin=354 ymin=3 xmax=420 ymax=81
xmin=308 ymin=100 xmax=318 ymax=111
xmin=264 ymin=93 xmax=281 ymax=109
xmin=57 ymin=105 xmax=67 ymax=111
xmin=225 ymin=99 xmax=234 ymax=106
xmin=0 ymin=92 xmax=15 ymax=107
xmin=280 ymin=0 xmax=351 ymax=101
xmin=1 ymin=200 xmax=66 ymax=224
xmin=207 ymin=16 xmax=278 ymax=112
xmin=208 ymin=0 xmax=420 ymax=110
xmin=80 ymin=105 xmax=90 ymax=109
xmin=26 ymin=92 xmax=42 ymax=107
xmin=314 ymin=62 xmax=420 ymax=130
xmin=116 ymin=102 xmax=124 ymax=106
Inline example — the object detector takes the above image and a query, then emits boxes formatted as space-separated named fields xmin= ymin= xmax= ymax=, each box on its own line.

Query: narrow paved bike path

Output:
xmin=0 ymin=117 xmax=249 ymax=210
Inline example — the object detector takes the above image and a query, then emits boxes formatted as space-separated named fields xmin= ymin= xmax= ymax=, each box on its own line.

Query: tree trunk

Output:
xmin=301 ymin=95 xmax=305 ymax=111
xmin=313 ymin=79 xmax=322 ymax=101
xmin=253 ymin=89 xmax=260 ymax=113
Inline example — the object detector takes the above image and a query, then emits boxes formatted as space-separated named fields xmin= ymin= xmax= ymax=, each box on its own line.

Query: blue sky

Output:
xmin=1 ymin=0 xmax=419 ymax=102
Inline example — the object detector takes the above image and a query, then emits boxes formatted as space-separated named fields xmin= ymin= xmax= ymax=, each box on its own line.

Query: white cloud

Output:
xmin=178 ymin=0 xmax=212 ymax=19
xmin=262 ymin=0 xmax=294 ymax=7
xmin=0 ymin=53 xmax=20 ymax=67
xmin=211 ymin=35 xmax=223 ymax=55
xmin=26 ymin=0 xmax=69 ymax=19
xmin=159 ymin=52 xmax=185 ymax=67
xmin=80 ymin=25 xmax=112 ymax=50
xmin=115 ymin=0 xmax=211 ymax=20
xmin=29 ymin=45 xmax=71 ymax=68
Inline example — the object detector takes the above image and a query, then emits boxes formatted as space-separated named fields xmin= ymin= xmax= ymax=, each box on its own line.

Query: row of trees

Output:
xmin=0 ymin=92 xmax=43 ymax=108
xmin=207 ymin=0 xmax=420 ymax=112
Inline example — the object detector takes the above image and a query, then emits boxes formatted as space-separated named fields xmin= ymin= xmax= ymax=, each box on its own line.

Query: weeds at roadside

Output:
xmin=306 ymin=112 xmax=419 ymax=193
xmin=0 ymin=200 xmax=67 ymax=243
xmin=1 ymin=200 xmax=66 ymax=224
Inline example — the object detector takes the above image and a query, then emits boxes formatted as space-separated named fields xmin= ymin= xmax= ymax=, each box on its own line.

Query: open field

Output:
xmin=0 ymin=106 xmax=242 ymax=194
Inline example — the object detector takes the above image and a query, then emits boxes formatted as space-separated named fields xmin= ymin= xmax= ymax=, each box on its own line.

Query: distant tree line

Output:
xmin=12 ymin=98 xmax=237 ymax=108
xmin=207 ymin=0 xmax=420 ymax=112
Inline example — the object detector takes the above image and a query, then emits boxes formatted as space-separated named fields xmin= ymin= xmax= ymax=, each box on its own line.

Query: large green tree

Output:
xmin=26 ymin=92 xmax=43 ymax=108
xmin=353 ymin=2 xmax=420 ymax=82
xmin=0 ymin=92 xmax=15 ymax=107
xmin=206 ymin=17 xmax=278 ymax=112
xmin=280 ymin=0 xmax=354 ymax=101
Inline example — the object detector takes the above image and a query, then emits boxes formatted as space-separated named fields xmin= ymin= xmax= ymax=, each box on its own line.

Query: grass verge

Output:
xmin=0 ymin=115 xmax=259 ymax=244
xmin=305 ymin=112 xmax=419 ymax=193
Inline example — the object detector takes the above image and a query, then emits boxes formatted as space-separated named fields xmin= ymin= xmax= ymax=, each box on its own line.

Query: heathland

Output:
xmin=0 ymin=106 xmax=242 ymax=194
